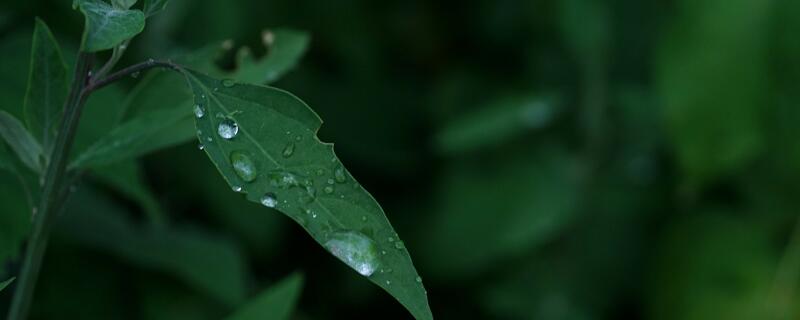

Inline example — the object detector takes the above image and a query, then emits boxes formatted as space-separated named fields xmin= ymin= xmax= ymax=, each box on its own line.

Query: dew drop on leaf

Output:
xmin=415 ymin=276 xmax=422 ymax=283
xmin=334 ymin=166 xmax=347 ymax=183
xmin=282 ymin=142 xmax=295 ymax=158
xmin=218 ymin=119 xmax=239 ymax=139
xmin=197 ymin=143 xmax=204 ymax=150
xmin=325 ymin=231 xmax=380 ymax=277
xmin=324 ymin=186 xmax=334 ymax=194
xmin=222 ymin=78 xmax=236 ymax=87
xmin=194 ymin=104 xmax=205 ymax=118
xmin=230 ymin=151 xmax=257 ymax=182
xmin=267 ymin=171 xmax=300 ymax=189
xmin=232 ymin=185 xmax=243 ymax=192
xmin=260 ymin=192 xmax=278 ymax=208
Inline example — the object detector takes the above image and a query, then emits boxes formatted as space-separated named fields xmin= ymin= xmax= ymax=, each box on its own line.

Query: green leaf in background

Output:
xmin=58 ymin=187 xmax=248 ymax=306
xmin=225 ymin=273 xmax=304 ymax=320
xmin=421 ymin=147 xmax=582 ymax=279
xmin=142 ymin=0 xmax=169 ymax=17
xmin=0 ymin=277 xmax=15 ymax=292
xmin=70 ymin=102 xmax=194 ymax=168
xmin=23 ymin=18 xmax=68 ymax=154
xmin=434 ymin=93 xmax=558 ymax=155
xmin=0 ymin=169 xmax=34 ymax=266
xmin=77 ymin=0 xmax=145 ymax=52
xmin=180 ymin=70 xmax=432 ymax=320
xmin=91 ymin=161 xmax=166 ymax=227
xmin=0 ymin=110 xmax=43 ymax=171
xmin=231 ymin=29 xmax=310 ymax=84
xmin=657 ymin=0 xmax=771 ymax=184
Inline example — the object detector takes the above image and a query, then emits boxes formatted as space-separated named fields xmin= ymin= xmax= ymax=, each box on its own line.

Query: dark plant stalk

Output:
xmin=6 ymin=52 xmax=93 ymax=320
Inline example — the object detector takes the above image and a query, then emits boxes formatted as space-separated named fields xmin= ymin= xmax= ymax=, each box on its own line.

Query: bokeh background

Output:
xmin=2 ymin=0 xmax=800 ymax=319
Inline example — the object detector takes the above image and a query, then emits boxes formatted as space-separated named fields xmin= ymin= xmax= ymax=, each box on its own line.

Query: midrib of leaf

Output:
xmin=183 ymin=72 xmax=350 ymax=229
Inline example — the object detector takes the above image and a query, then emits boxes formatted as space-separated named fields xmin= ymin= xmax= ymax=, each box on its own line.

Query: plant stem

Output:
xmin=87 ymin=59 xmax=180 ymax=93
xmin=7 ymin=52 xmax=93 ymax=320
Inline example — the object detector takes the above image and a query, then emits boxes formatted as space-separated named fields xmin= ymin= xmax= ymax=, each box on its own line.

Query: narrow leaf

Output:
xmin=225 ymin=273 xmax=304 ymax=320
xmin=0 ymin=110 xmax=43 ymax=171
xmin=232 ymin=29 xmax=310 ymax=84
xmin=24 ymin=18 xmax=68 ymax=153
xmin=179 ymin=69 xmax=432 ymax=320
xmin=0 ymin=277 xmax=15 ymax=292
xmin=70 ymin=103 xmax=195 ymax=168
xmin=78 ymin=0 xmax=145 ymax=52
xmin=143 ymin=0 xmax=169 ymax=17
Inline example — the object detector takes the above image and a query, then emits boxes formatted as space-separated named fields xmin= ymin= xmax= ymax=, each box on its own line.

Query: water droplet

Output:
xmin=415 ymin=276 xmax=422 ymax=283
xmin=206 ymin=137 xmax=213 ymax=142
xmin=387 ymin=236 xmax=395 ymax=243
xmin=386 ymin=280 xmax=392 ymax=285
xmin=267 ymin=171 xmax=299 ymax=188
xmin=197 ymin=143 xmax=204 ymax=150
xmin=260 ymin=193 xmax=278 ymax=208
xmin=194 ymin=104 xmax=205 ymax=118
xmin=316 ymin=169 xmax=325 ymax=176
xmin=218 ymin=119 xmax=239 ymax=139
xmin=230 ymin=151 xmax=257 ymax=182
xmin=334 ymin=166 xmax=347 ymax=183
xmin=323 ymin=186 xmax=334 ymax=194
xmin=222 ymin=79 xmax=236 ymax=87
xmin=361 ymin=216 xmax=367 ymax=222
xmin=232 ymin=185 xmax=242 ymax=192
xmin=381 ymin=250 xmax=387 ymax=255
xmin=386 ymin=268 xmax=393 ymax=273
xmin=325 ymin=231 xmax=380 ymax=277
xmin=294 ymin=135 xmax=302 ymax=142
xmin=131 ymin=71 xmax=140 ymax=78
xmin=282 ymin=142 xmax=295 ymax=158
xmin=305 ymin=186 xmax=317 ymax=200
xmin=394 ymin=241 xmax=405 ymax=250
xmin=327 ymin=178 xmax=335 ymax=185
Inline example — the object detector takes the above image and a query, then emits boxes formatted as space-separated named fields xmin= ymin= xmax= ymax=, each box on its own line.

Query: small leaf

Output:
xmin=77 ymin=0 xmax=145 ymax=52
xmin=143 ymin=0 xmax=169 ymax=17
xmin=225 ymin=273 xmax=304 ymax=320
xmin=0 ymin=110 xmax=43 ymax=172
xmin=70 ymin=103 xmax=195 ymax=168
xmin=178 ymin=69 xmax=432 ymax=320
xmin=24 ymin=18 xmax=68 ymax=154
xmin=0 ymin=277 xmax=15 ymax=292
xmin=231 ymin=29 xmax=310 ymax=84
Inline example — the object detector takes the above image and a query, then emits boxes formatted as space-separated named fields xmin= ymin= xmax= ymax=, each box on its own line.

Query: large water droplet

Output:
xmin=334 ymin=166 xmax=347 ymax=183
xmin=222 ymin=79 xmax=236 ymax=87
xmin=260 ymin=193 xmax=278 ymax=208
xmin=282 ymin=142 xmax=295 ymax=158
xmin=230 ymin=151 xmax=257 ymax=182
xmin=194 ymin=104 xmax=205 ymax=118
xmin=325 ymin=231 xmax=380 ymax=277
xmin=218 ymin=119 xmax=239 ymax=139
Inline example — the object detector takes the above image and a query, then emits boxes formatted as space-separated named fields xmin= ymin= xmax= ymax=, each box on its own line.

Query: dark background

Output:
xmin=1 ymin=0 xmax=800 ymax=319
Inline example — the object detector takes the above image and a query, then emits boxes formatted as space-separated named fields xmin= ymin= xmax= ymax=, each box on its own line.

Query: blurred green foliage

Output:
xmin=1 ymin=0 xmax=800 ymax=319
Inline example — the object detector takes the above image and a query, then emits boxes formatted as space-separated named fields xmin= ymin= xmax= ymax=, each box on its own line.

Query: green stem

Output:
xmin=7 ymin=52 xmax=93 ymax=320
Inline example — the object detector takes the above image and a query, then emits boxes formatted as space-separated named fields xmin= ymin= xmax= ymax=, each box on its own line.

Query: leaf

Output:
xmin=0 ymin=277 xmax=14 ymax=292
xmin=77 ymin=0 xmax=145 ymax=52
xmin=0 ymin=169 xmax=34 ymax=265
xmin=0 ymin=110 xmax=43 ymax=171
xmin=435 ymin=93 xmax=559 ymax=154
xmin=178 ymin=69 xmax=432 ymax=320
xmin=91 ymin=161 xmax=166 ymax=226
xmin=143 ymin=0 xmax=169 ymax=17
xmin=70 ymin=102 xmax=195 ymax=168
xmin=23 ymin=18 xmax=68 ymax=154
xmin=57 ymin=186 xmax=248 ymax=306
xmin=225 ymin=273 xmax=304 ymax=320
xmin=231 ymin=29 xmax=310 ymax=84
xmin=657 ymin=0 xmax=771 ymax=183
xmin=110 ymin=0 xmax=136 ymax=9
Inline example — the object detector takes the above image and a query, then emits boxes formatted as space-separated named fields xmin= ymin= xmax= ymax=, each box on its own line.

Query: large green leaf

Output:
xmin=23 ymin=18 xmax=68 ymax=154
xmin=0 ymin=277 xmax=14 ymax=292
xmin=58 ymin=187 xmax=248 ymax=306
xmin=91 ymin=161 xmax=166 ymax=226
xmin=225 ymin=273 xmax=304 ymax=320
xmin=77 ymin=0 xmax=145 ymax=52
xmin=178 ymin=69 xmax=432 ymax=320
xmin=0 ymin=110 xmax=43 ymax=172
xmin=657 ymin=0 xmax=771 ymax=183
